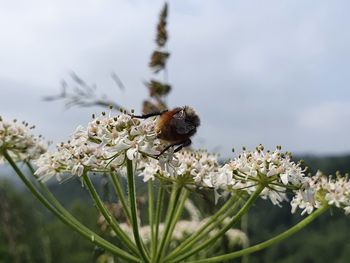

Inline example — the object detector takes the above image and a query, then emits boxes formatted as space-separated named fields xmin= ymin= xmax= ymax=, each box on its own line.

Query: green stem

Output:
xmin=162 ymin=188 xmax=189 ymax=255
xmin=163 ymin=185 xmax=178 ymax=224
xmin=170 ymin=185 xmax=265 ymax=263
xmin=190 ymin=205 xmax=329 ymax=263
xmin=28 ymin=163 xmax=138 ymax=259
xmin=155 ymin=185 xmax=182 ymax=263
xmin=166 ymin=194 xmax=240 ymax=260
xmin=241 ymin=212 xmax=249 ymax=263
xmin=3 ymin=151 xmax=140 ymax=262
xmin=181 ymin=196 xmax=242 ymax=252
xmin=148 ymin=181 xmax=155 ymax=257
xmin=126 ymin=159 xmax=150 ymax=263
xmin=26 ymin=163 xmax=87 ymax=226
xmin=153 ymin=185 xmax=164 ymax=260
xmin=82 ymin=173 xmax=139 ymax=255
xmin=110 ymin=171 xmax=132 ymax=223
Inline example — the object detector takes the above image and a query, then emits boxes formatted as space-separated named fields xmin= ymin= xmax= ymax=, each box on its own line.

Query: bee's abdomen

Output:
xmin=156 ymin=110 xmax=186 ymax=143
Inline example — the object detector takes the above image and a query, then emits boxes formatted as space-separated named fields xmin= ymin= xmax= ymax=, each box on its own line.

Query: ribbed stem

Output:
xmin=152 ymin=185 xmax=164 ymax=260
xmin=155 ymin=185 xmax=182 ymax=263
xmin=170 ymin=185 xmax=265 ymax=263
xmin=83 ymin=173 xmax=139 ymax=255
xmin=110 ymin=171 xmax=132 ymax=223
xmin=3 ymin=151 xmax=140 ymax=262
xmin=166 ymin=194 xmax=239 ymax=260
xmin=162 ymin=188 xmax=189 ymax=256
xmin=190 ymin=205 xmax=329 ymax=263
xmin=126 ymin=159 xmax=150 ymax=263
xmin=148 ymin=181 xmax=155 ymax=257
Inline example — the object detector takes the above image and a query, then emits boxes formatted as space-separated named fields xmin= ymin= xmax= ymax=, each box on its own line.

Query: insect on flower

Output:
xmin=131 ymin=106 xmax=200 ymax=157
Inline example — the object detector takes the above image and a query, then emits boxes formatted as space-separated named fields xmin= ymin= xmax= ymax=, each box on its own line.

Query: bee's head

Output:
xmin=183 ymin=106 xmax=200 ymax=128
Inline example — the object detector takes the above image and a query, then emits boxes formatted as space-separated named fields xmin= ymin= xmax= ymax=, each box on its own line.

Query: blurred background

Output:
xmin=1 ymin=0 xmax=350 ymax=262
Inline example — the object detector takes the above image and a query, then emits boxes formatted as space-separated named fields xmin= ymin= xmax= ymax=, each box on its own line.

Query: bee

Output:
xmin=131 ymin=106 xmax=200 ymax=157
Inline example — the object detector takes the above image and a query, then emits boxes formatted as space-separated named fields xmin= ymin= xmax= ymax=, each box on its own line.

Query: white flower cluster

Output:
xmin=33 ymin=110 xmax=218 ymax=184
xmin=138 ymin=149 xmax=220 ymax=185
xmin=203 ymin=146 xmax=307 ymax=206
xmin=0 ymin=117 xmax=47 ymax=163
xmin=291 ymin=171 xmax=350 ymax=215
xmin=35 ymin=112 xmax=162 ymax=181
xmin=27 ymin=108 xmax=350 ymax=216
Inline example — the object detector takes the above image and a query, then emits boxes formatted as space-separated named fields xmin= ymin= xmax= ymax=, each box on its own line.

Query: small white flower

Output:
xmin=280 ymin=173 xmax=289 ymax=185
xmin=34 ymin=111 xmax=164 ymax=182
xmin=0 ymin=118 xmax=47 ymax=163
xmin=208 ymin=146 xmax=308 ymax=206
xmin=291 ymin=172 xmax=350 ymax=216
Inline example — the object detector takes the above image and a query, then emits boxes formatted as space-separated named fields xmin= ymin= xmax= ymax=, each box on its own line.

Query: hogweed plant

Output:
xmin=1 ymin=111 xmax=350 ymax=262
xmin=2 ymin=2 xmax=350 ymax=263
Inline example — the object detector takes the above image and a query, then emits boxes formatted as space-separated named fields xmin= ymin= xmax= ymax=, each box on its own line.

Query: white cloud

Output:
xmin=298 ymin=102 xmax=350 ymax=131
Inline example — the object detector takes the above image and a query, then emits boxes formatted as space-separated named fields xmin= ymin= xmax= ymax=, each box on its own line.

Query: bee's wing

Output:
xmin=170 ymin=114 xmax=195 ymax=134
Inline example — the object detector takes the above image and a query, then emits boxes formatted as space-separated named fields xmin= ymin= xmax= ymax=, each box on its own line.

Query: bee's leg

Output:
xmin=156 ymin=139 xmax=191 ymax=158
xmin=130 ymin=110 xmax=168 ymax=119
xmin=156 ymin=143 xmax=175 ymax=158
xmin=173 ymin=139 xmax=192 ymax=153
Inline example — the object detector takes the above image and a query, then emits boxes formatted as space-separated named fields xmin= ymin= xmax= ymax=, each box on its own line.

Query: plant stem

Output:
xmin=110 ymin=171 xmax=132 ymax=223
xmin=241 ymin=212 xmax=249 ymax=263
xmin=148 ymin=181 xmax=155 ymax=257
xmin=152 ymin=185 xmax=164 ymax=260
xmin=169 ymin=185 xmax=265 ymax=263
xmin=166 ymin=194 xmax=240 ymax=260
xmin=181 ymin=196 xmax=242 ymax=250
xmin=162 ymin=188 xmax=189 ymax=255
xmin=3 ymin=151 xmax=141 ymax=263
xmin=126 ymin=159 xmax=150 ymax=263
xmin=26 ymin=163 xmax=92 ymax=230
xmin=155 ymin=185 xmax=182 ymax=263
xmin=190 ymin=205 xmax=329 ymax=263
xmin=83 ymin=173 xmax=139 ymax=255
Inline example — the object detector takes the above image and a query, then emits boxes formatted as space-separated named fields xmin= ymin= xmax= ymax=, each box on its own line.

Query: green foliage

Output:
xmin=0 ymin=179 xmax=99 ymax=263
xmin=0 ymin=180 xmax=44 ymax=263
xmin=299 ymin=154 xmax=350 ymax=175
xmin=248 ymin=200 xmax=350 ymax=263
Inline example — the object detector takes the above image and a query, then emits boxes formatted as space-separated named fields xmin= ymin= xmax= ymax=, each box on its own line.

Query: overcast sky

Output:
xmin=1 ymin=0 xmax=350 ymax=158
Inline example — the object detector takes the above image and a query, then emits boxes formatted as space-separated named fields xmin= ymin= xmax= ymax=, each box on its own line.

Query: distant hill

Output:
xmin=297 ymin=154 xmax=350 ymax=175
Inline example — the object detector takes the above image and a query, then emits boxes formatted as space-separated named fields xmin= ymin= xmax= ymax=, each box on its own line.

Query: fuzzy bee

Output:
xmin=131 ymin=106 xmax=200 ymax=156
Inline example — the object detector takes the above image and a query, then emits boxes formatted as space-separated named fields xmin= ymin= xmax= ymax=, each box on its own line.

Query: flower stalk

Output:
xmin=126 ymin=158 xmax=150 ymax=263
xmin=162 ymin=188 xmax=189 ymax=257
xmin=167 ymin=194 xmax=240 ymax=259
xmin=155 ymin=184 xmax=183 ymax=263
xmin=2 ymin=150 xmax=141 ymax=262
xmin=152 ymin=184 xmax=165 ymax=260
xmin=82 ymin=172 xmax=139 ymax=255
xmin=148 ymin=180 xmax=156 ymax=256
xmin=168 ymin=185 xmax=265 ymax=263
xmin=110 ymin=171 xmax=132 ymax=223
xmin=189 ymin=205 xmax=329 ymax=263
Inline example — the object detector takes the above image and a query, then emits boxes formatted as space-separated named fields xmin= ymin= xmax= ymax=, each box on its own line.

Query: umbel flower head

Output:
xmin=35 ymin=111 xmax=163 ymax=181
xmin=138 ymin=149 xmax=220 ymax=185
xmin=203 ymin=145 xmax=307 ymax=206
xmin=34 ymin=110 xmax=220 ymax=185
xmin=0 ymin=117 xmax=47 ymax=163
xmin=291 ymin=171 xmax=350 ymax=216
xmin=33 ymin=111 xmax=311 ymax=203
